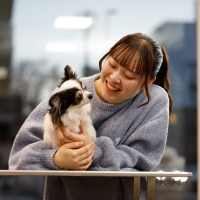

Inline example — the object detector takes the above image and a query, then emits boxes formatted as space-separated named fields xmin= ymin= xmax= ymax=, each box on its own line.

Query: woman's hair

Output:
xmin=99 ymin=33 xmax=173 ymax=114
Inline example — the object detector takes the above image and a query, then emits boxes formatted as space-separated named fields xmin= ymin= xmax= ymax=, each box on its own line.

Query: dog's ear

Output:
xmin=58 ymin=65 xmax=78 ymax=87
xmin=64 ymin=65 xmax=77 ymax=81
xmin=48 ymin=93 xmax=64 ymax=126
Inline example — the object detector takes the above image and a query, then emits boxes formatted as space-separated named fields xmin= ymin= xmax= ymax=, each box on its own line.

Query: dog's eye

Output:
xmin=75 ymin=90 xmax=83 ymax=103
xmin=76 ymin=94 xmax=83 ymax=102
xmin=77 ymin=95 xmax=82 ymax=100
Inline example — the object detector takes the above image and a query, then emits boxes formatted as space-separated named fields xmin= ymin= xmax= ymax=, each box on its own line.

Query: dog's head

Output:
xmin=48 ymin=65 xmax=93 ymax=126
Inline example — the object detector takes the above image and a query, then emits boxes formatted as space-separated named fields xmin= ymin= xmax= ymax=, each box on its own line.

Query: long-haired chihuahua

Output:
xmin=43 ymin=65 xmax=96 ymax=149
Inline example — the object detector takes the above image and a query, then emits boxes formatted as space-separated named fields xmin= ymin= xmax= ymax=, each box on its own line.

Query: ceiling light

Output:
xmin=54 ymin=16 xmax=93 ymax=30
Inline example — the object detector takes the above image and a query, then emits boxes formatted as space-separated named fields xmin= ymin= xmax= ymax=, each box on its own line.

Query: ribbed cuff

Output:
xmin=40 ymin=149 xmax=60 ymax=170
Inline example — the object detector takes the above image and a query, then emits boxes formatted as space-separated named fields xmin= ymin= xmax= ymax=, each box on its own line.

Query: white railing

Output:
xmin=0 ymin=170 xmax=192 ymax=200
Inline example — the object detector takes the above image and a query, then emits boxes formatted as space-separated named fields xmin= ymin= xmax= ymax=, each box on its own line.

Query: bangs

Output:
xmin=110 ymin=43 xmax=147 ymax=76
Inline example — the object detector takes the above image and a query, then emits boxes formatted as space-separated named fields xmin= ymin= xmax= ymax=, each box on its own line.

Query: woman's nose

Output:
xmin=110 ymin=71 xmax=121 ymax=83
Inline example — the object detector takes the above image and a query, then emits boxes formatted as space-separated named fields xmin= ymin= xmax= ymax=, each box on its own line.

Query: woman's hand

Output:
xmin=53 ymin=142 xmax=95 ymax=170
xmin=56 ymin=122 xmax=93 ymax=146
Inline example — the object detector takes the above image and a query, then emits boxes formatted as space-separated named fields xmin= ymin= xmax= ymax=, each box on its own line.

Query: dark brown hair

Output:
xmin=99 ymin=33 xmax=173 ymax=114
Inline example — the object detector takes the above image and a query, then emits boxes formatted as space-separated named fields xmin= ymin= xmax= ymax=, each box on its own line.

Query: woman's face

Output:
xmin=95 ymin=56 xmax=145 ymax=104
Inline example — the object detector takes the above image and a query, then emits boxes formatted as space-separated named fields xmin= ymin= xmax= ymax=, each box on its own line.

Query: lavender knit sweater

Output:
xmin=9 ymin=74 xmax=169 ymax=200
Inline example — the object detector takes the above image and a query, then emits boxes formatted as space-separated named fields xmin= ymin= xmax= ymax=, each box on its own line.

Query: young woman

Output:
xmin=9 ymin=33 xmax=173 ymax=200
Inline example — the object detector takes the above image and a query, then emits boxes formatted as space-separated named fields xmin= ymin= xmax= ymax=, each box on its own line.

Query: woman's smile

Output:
xmin=106 ymin=81 xmax=121 ymax=92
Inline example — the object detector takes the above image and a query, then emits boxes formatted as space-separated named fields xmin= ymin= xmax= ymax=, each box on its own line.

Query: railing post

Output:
xmin=197 ymin=0 xmax=200 ymax=199
xmin=147 ymin=177 xmax=156 ymax=200
xmin=133 ymin=177 xmax=140 ymax=200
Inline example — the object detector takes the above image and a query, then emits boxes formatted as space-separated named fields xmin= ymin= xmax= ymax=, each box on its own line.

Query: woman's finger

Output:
xmin=56 ymin=127 xmax=68 ymax=145
xmin=60 ymin=126 xmax=70 ymax=136
xmin=78 ymin=159 xmax=93 ymax=170
xmin=56 ymin=127 xmax=65 ymax=146
xmin=78 ymin=149 xmax=94 ymax=166
xmin=73 ymin=147 xmax=95 ymax=170
xmin=61 ymin=126 xmax=81 ymax=142
xmin=56 ymin=126 xmax=79 ymax=145
xmin=79 ymin=122 xmax=88 ymax=136
xmin=63 ymin=142 xmax=84 ymax=150
xmin=75 ymin=143 xmax=95 ymax=163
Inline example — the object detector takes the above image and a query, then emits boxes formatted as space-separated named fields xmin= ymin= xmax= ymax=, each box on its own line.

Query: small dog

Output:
xmin=43 ymin=65 xmax=96 ymax=149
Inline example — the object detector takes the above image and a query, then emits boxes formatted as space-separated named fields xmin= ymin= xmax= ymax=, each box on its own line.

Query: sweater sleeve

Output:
xmin=8 ymin=97 xmax=59 ymax=170
xmin=89 ymin=94 xmax=169 ymax=172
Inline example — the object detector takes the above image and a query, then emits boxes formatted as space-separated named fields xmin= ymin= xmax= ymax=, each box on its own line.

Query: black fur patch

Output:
xmin=48 ymin=87 xmax=82 ymax=126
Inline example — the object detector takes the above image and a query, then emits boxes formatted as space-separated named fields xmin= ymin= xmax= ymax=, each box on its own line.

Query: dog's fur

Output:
xmin=43 ymin=65 xmax=96 ymax=149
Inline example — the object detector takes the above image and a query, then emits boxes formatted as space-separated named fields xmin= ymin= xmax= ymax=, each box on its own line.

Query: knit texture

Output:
xmin=9 ymin=73 xmax=169 ymax=200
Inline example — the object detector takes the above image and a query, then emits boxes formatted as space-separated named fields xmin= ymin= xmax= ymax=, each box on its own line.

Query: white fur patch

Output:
xmin=58 ymin=80 xmax=81 ymax=92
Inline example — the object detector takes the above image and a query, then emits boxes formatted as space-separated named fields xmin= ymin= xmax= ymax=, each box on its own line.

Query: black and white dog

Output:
xmin=43 ymin=65 xmax=96 ymax=149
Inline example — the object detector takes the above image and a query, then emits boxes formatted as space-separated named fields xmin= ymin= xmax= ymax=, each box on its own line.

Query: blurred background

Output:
xmin=0 ymin=0 xmax=197 ymax=199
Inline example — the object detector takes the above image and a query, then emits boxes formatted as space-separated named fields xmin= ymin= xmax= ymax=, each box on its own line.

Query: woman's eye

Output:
xmin=125 ymin=74 xmax=134 ymax=80
xmin=110 ymin=64 xmax=116 ymax=68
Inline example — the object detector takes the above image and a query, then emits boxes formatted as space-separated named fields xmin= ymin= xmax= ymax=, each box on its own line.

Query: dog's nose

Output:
xmin=88 ymin=94 xmax=93 ymax=100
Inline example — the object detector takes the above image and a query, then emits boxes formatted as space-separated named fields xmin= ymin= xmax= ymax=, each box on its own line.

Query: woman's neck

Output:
xmin=94 ymin=77 xmax=103 ymax=100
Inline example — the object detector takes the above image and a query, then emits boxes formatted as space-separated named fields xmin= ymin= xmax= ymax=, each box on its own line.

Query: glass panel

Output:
xmin=0 ymin=0 xmax=197 ymax=199
xmin=153 ymin=17 xmax=197 ymax=200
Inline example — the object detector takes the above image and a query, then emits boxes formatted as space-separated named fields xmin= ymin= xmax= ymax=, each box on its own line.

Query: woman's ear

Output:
xmin=148 ymin=77 xmax=156 ymax=85
xmin=142 ymin=77 xmax=156 ymax=90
